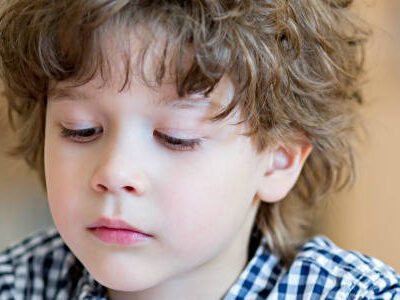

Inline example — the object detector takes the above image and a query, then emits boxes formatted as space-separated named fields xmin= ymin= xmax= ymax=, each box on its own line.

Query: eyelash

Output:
xmin=60 ymin=127 xmax=202 ymax=151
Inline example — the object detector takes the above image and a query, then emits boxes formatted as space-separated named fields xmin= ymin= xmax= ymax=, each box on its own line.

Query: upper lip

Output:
xmin=87 ymin=217 xmax=153 ymax=236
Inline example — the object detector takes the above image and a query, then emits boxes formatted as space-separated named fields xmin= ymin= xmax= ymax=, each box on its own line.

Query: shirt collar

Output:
xmin=223 ymin=235 xmax=283 ymax=299
xmin=73 ymin=268 xmax=107 ymax=299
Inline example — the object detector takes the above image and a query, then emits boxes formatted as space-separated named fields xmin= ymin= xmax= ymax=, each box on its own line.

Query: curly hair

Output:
xmin=0 ymin=0 xmax=369 ymax=266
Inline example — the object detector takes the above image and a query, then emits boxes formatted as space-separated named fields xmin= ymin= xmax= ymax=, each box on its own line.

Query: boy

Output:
xmin=0 ymin=0 xmax=399 ymax=299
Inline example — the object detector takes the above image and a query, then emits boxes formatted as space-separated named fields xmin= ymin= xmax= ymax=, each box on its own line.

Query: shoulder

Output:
xmin=283 ymin=235 xmax=400 ymax=299
xmin=0 ymin=227 xmax=83 ymax=299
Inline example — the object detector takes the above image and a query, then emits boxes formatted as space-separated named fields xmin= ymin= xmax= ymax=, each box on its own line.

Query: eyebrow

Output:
xmin=48 ymin=87 xmax=225 ymax=111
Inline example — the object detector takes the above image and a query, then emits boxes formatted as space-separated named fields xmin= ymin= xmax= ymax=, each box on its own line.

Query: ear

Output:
xmin=256 ymin=141 xmax=312 ymax=203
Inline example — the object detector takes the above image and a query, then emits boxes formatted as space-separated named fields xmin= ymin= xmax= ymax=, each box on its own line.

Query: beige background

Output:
xmin=314 ymin=0 xmax=400 ymax=272
xmin=0 ymin=0 xmax=399 ymax=272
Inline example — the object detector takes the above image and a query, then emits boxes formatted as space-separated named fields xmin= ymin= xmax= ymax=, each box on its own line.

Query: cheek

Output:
xmin=156 ymin=154 xmax=257 ymax=253
xmin=44 ymin=137 xmax=89 ymax=225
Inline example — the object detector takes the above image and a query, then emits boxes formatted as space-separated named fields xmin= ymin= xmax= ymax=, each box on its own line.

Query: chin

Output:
xmin=85 ymin=262 xmax=162 ymax=292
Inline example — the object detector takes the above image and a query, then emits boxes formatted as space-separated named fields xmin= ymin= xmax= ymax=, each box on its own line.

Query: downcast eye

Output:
xmin=153 ymin=131 xmax=202 ymax=151
xmin=60 ymin=127 xmax=102 ymax=143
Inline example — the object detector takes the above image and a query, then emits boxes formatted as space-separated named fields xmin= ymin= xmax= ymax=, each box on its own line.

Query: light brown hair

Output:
xmin=0 ymin=0 xmax=369 ymax=265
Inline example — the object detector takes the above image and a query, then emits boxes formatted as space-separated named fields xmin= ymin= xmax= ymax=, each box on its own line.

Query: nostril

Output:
xmin=124 ymin=186 xmax=134 ymax=192
xmin=97 ymin=184 xmax=108 ymax=192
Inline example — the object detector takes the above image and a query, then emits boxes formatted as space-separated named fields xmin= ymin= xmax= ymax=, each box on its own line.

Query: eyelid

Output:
xmin=153 ymin=131 xmax=202 ymax=151
xmin=153 ymin=130 xmax=201 ymax=143
xmin=58 ymin=125 xmax=203 ymax=151
xmin=155 ymin=128 xmax=202 ymax=139
xmin=59 ymin=125 xmax=102 ymax=143
xmin=60 ymin=121 xmax=98 ymax=129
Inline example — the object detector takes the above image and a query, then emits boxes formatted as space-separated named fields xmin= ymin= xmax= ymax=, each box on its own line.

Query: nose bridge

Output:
xmin=90 ymin=129 xmax=149 ymax=196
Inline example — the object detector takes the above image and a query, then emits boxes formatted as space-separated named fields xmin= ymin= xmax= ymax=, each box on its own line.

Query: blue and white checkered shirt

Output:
xmin=1 ymin=227 xmax=399 ymax=299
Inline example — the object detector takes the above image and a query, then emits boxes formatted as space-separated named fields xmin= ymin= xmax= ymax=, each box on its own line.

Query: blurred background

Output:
xmin=0 ymin=0 xmax=399 ymax=272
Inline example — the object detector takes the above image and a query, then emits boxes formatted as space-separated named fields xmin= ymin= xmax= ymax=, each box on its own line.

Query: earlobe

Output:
xmin=256 ymin=142 xmax=312 ymax=203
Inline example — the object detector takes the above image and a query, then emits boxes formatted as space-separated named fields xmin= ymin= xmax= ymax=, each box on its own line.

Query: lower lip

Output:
xmin=88 ymin=227 xmax=152 ymax=246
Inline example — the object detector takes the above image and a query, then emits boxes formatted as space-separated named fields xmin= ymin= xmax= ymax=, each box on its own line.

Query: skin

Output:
xmin=44 ymin=39 xmax=311 ymax=300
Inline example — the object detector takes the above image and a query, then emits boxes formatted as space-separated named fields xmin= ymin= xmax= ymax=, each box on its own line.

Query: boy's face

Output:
xmin=44 ymin=47 xmax=270 ymax=293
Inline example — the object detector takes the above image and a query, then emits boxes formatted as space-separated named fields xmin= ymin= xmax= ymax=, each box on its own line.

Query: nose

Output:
xmin=90 ymin=153 xmax=149 ymax=196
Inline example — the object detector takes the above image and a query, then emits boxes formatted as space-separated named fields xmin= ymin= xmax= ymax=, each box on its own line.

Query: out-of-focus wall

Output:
xmin=315 ymin=0 xmax=400 ymax=272
xmin=0 ymin=101 xmax=53 ymax=247
xmin=0 ymin=0 xmax=399 ymax=273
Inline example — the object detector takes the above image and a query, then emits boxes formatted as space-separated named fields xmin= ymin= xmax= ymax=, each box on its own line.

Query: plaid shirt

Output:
xmin=0 ymin=227 xmax=399 ymax=299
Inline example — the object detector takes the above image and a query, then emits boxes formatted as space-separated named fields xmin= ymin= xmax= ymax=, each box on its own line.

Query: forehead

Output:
xmin=48 ymin=72 xmax=236 ymax=118
xmin=49 ymin=27 xmax=233 ymax=108
xmin=48 ymin=81 xmax=229 ymax=113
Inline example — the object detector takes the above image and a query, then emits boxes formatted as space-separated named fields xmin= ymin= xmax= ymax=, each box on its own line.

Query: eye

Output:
xmin=60 ymin=126 xmax=103 ymax=143
xmin=59 ymin=126 xmax=202 ymax=150
xmin=153 ymin=131 xmax=202 ymax=151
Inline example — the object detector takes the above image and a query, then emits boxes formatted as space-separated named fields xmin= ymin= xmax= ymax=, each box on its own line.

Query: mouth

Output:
xmin=87 ymin=217 xmax=153 ymax=246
